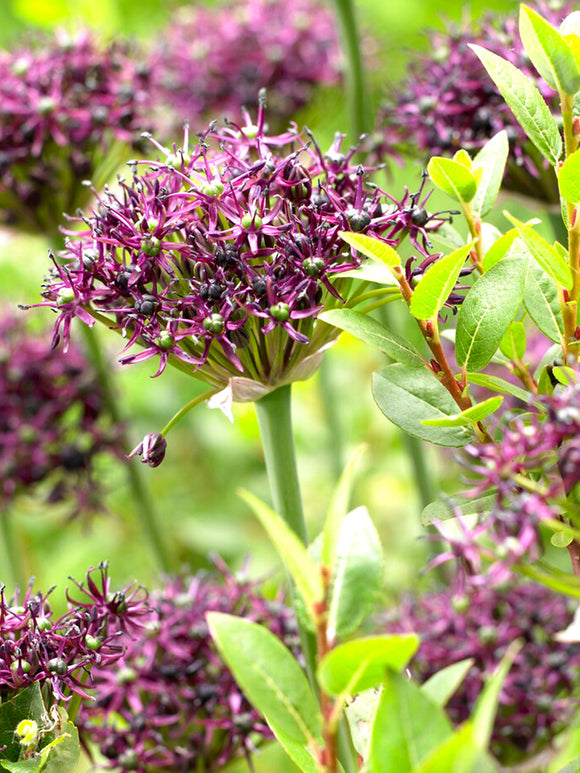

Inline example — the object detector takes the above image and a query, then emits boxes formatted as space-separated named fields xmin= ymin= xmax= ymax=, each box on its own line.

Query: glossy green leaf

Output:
xmin=340 ymin=232 xmax=401 ymax=267
xmin=482 ymin=229 xmax=519 ymax=271
xmin=421 ymin=660 xmax=475 ymax=708
xmin=499 ymin=320 xmax=526 ymax=360
xmin=559 ymin=149 xmax=580 ymax=203
xmin=239 ymin=490 xmax=323 ymax=617
xmin=470 ymin=45 xmax=562 ymax=164
xmin=338 ymin=256 xmax=399 ymax=286
xmin=472 ymin=131 xmax=509 ymax=217
xmin=207 ymin=613 xmax=322 ymax=743
xmin=421 ymin=494 xmax=497 ymax=525
xmin=523 ymin=262 xmax=565 ymax=343
xmin=319 ymin=309 xmax=425 ymax=368
xmin=327 ymin=506 xmax=383 ymax=639
xmin=318 ymin=635 xmax=419 ymax=696
xmin=431 ymin=223 xmax=466 ymax=252
xmin=520 ymin=5 xmax=580 ymax=94
xmin=274 ymin=728 xmax=324 ymax=773
xmin=0 ymin=685 xmax=45 ymax=763
xmin=372 ymin=365 xmax=472 ymax=447
xmin=368 ymin=670 xmax=452 ymax=773
xmin=409 ymin=242 xmax=475 ymax=320
xmin=453 ymin=149 xmax=472 ymax=167
xmin=345 ymin=689 xmax=380 ymax=760
xmin=465 ymin=372 xmax=531 ymax=403
xmin=41 ymin=708 xmax=79 ymax=773
xmin=422 ymin=396 xmax=503 ymax=427
xmin=456 ymin=257 xmax=529 ymax=371
xmin=413 ymin=723 xmax=498 ymax=773
xmin=505 ymin=213 xmax=572 ymax=288
xmin=427 ymin=157 xmax=477 ymax=203
xmin=553 ymin=365 xmax=578 ymax=385
xmin=322 ymin=445 xmax=366 ymax=569
xmin=472 ymin=642 xmax=521 ymax=748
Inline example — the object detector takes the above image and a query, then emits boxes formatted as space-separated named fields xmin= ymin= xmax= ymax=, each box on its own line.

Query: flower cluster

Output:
xmin=0 ymin=30 xmax=149 ymax=239
xmin=79 ymin=565 xmax=298 ymax=773
xmin=435 ymin=381 xmax=580 ymax=584
xmin=375 ymin=2 xmax=573 ymax=203
xmin=381 ymin=582 xmax=580 ymax=759
xmin=0 ymin=563 xmax=148 ymax=703
xmin=0 ymin=309 xmax=120 ymax=514
xmin=151 ymin=0 xmax=340 ymax=135
xmin=37 ymin=103 xmax=444 ymax=397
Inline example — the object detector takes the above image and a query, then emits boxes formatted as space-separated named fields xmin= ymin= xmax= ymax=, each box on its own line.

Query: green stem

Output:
xmin=161 ymin=388 xmax=220 ymax=436
xmin=0 ymin=509 xmax=26 ymax=589
xmin=79 ymin=324 xmax=172 ymax=574
xmin=330 ymin=0 xmax=371 ymax=139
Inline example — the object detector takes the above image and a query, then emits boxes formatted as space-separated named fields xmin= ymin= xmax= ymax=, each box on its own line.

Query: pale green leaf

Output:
xmin=421 ymin=660 xmax=475 ymax=708
xmin=422 ymin=396 xmax=503 ymax=427
xmin=421 ymin=493 xmax=497 ymax=525
xmin=505 ymin=213 xmax=572 ymax=288
xmin=559 ymin=149 xmax=580 ymax=203
xmin=340 ymin=232 xmax=401 ymax=267
xmin=409 ymin=242 xmax=475 ymax=320
xmin=499 ymin=320 xmax=526 ymax=360
xmin=427 ymin=157 xmax=477 ymax=203
xmin=472 ymin=642 xmax=522 ymax=748
xmin=523 ymin=262 xmax=565 ymax=343
xmin=472 ymin=131 xmax=509 ymax=217
xmin=322 ymin=445 xmax=366 ymax=569
xmin=520 ymin=5 xmax=580 ymax=94
xmin=465 ymin=372 xmax=531 ymax=404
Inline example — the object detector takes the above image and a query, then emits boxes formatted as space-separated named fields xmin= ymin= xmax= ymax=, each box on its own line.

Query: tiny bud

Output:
xmin=141 ymin=237 xmax=161 ymax=257
xmin=451 ymin=595 xmax=470 ymax=614
xmin=11 ymin=659 xmax=31 ymax=675
xmin=270 ymin=302 xmax=290 ymax=322
xmin=203 ymin=313 xmax=225 ymax=335
xmin=302 ymin=257 xmax=325 ymax=277
xmin=156 ymin=332 xmax=174 ymax=350
xmin=201 ymin=181 xmax=225 ymax=198
xmin=128 ymin=433 xmax=167 ymax=468
xmin=241 ymin=212 xmax=263 ymax=230
xmin=240 ymin=124 xmax=259 ymax=139
xmin=477 ymin=625 xmax=498 ymax=645
xmin=57 ymin=287 xmax=75 ymax=306
xmin=346 ymin=209 xmax=371 ymax=232
xmin=47 ymin=658 xmax=68 ymax=675
xmin=85 ymin=634 xmax=103 ymax=650
xmin=35 ymin=617 xmax=52 ymax=632
xmin=410 ymin=207 xmax=429 ymax=227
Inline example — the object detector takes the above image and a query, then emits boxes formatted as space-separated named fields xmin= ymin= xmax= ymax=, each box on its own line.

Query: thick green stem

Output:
xmin=79 ymin=324 xmax=172 ymax=574
xmin=0 ymin=509 xmax=26 ymax=589
xmin=330 ymin=0 xmax=371 ymax=139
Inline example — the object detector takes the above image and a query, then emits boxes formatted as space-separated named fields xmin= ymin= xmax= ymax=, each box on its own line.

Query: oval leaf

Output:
xmin=421 ymin=659 xmax=475 ymax=708
xmin=520 ymin=5 xmax=580 ymax=94
xmin=559 ymin=148 xmax=580 ymax=204
xmin=422 ymin=396 xmax=503 ymax=427
xmin=465 ymin=372 xmax=531 ymax=404
xmin=472 ymin=131 xmax=509 ymax=217
xmin=327 ymin=506 xmax=384 ymax=639
xmin=372 ymin=364 xmax=472 ymax=447
xmin=340 ymin=232 xmax=401 ymax=267
xmin=523 ymin=261 xmax=565 ymax=343
xmin=499 ymin=320 xmax=526 ymax=361
xmin=318 ymin=635 xmax=419 ymax=697
xmin=505 ymin=213 xmax=573 ymax=288
xmin=470 ymin=44 xmax=562 ymax=165
xmin=427 ymin=157 xmax=477 ymax=203
xmin=207 ymin=613 xmax=322 ymax=743
xmin=410 ymin=242 xmax=475 ymax=320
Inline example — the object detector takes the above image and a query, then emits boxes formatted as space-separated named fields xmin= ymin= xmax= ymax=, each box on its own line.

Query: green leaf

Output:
xmin=470 ymin=45 xmax=562 ymax=165
xmin=427 ymin=157 xmax=477 ymax=203
xmin=0 ymin=685 xmax=46 ymax=763
xmin=552 ymin=531 xmax=574 ymax=548
xmin=520 ymin=5 xmax=580 ymax=94
xmin=207 ymin=613 xmax=322 ymax=743
xmin=318 ymin=635 xmax=419 ymax=696
xmin=559 ymin=148 xmax=580 ymax=203
xmin=340 ymin=232 xmax=401 ymax=267
xmin=322 ymin=445 xmax=366 ymax=569
xmin=482 ymin=229 xmax=519 ymax=271
xmin=504 ymin=213 xmax=573 ymax=288
xmin=0 ymin=760 xmax=45 ymax=773
xmin=456 ymin=256 xmax=529 ymax=371
xmin=338 ymin=256 xmax=399 ymax=286
xmin=368 ymin=670 xmax=452 ymax=773
xmin=472 ymin=641 xmax=521 ymax=748
xmin=421 ymin=396 xmax=503 ymax=427
xmin=345 ymin=689 xmax=380 ymax=760
xmin=372 ymin=365 xmax=472 ymax=447
xmin=409 ymin=242 xmax=475 ymax=320
xmin=327 ymin=506 xmax=383 ymax=639
xmin=499 ymin=320 xmax=526 ymax=360
xmin=421 ymin=494 xmax=497 ymax=525
xmin=523 ymin=262 xmax=565 ymax=343
xmin=421 ymin=660 xmax=475 ymax=708
xmin=41 ymin=708 xmax=79 ymax=773
xmin=465 ymin=372 xmax=531 ymax=404
xmin=413 ymin=723 xmax=498 ymax=773
xmin=239 ymin=490 xmax=323 ymax=618
xmin=319 ymin=309 xmax=425 ymax=368
xmin=472 ymin=131 xmax=509 ymax=217
xmin=431 ymin=223 xmax=466 ymax=252
xmin=274 ymin=728 xmax=323 ymax=773
xmin=553 ymin=365 xmax=578 ymax=385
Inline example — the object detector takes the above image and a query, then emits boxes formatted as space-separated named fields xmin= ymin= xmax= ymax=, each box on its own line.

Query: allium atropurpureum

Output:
xmin=381 ymin=582 xmax=580 ymax=760
xmin=0 ymin=563 xmax=148 ymax=703
xmin=0 ymin=309 xmax=120 ymax=514
xmin=151 ymin=0 xmax=340 ymax=135
xmin=37 ymin=103 xmax=444 ymax=405
xmin=434 ymin=383 xmax=580 ymax=585
xmin=79 ymin=566 xmax=298 ymax=773
xmin=376 ymin=2 xmax=573 ymax=203
xmin=0 ymin=30 xmax=149 ymax=239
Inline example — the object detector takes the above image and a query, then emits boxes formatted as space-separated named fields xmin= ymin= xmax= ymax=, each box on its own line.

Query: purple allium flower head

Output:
xmin=151 ymin=0 xmax=340 ymax=135
xmin=381 ymin=582 xmax=580 ymax=760
xmin=79 ymin=562 xmax=298 ymax=773
xmin=36 ymin=101 xmax=444 ymax=397
xmin=0 ymin=30 xmax=149 ymax=239
xmin=0 ymin=308 xmax=120 ymax=514
xmin=0 ymin=563 xmax=148 ymax=703
xmin=375 ymin=2 xmax=574 ymax=203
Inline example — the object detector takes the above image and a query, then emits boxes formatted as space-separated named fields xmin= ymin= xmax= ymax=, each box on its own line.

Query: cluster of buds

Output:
xmin=151 ymin=0 xmax=340 ymax=135
xmin=376 ymin=2 xmax=573 ymax=203
xmin=0 ymin=30 xmax=149 ymax=239
xmin=0 ymin=309 xmax=121 ymax=514
xmin=382 ymin=581 xmax=580 ymax=760
xmin=79 ymin=564 xmax=298 ymax=773
xmin=0 ymin=563 xmax=148 ymax=703
xmin=37 ymin=101 xmax=444 ymax=405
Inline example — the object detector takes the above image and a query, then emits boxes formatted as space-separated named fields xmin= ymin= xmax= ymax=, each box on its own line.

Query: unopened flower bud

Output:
xmin=270 ymin=302 xmax=290 ymax=322
xmin=203 ymin=314 xmax=225 ymax=335
xmin=128 ymin=433 xmax=167 ymax=468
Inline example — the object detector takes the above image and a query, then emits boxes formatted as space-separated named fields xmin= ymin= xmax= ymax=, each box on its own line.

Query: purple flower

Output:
xmin=380 ymin=582 xmax=580 ymax=760
xmin=0 ymin=563 xmax=148 ymax=703
xmin=36 ymin=102 xmax=444 ymax=394
xmin=375 ymin=2 xmax=574 ymax=203
xmin=0 ymin=30 xmax=149 ymax=239
xmin=127 ymin=432 xmax=167 ymax=468
xmin=150 ymin=0 xmax=340 ymax=135
xmin=79 ymin=563 xmax=298 ymax=773
xmin=0 ymin=308 xmax=120 ymax=515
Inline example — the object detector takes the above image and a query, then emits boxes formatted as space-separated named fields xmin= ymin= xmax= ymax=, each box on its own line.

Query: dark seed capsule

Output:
xmin=346 ymin=209 xmax=371 ymax=232
xmin=410 ymin=207 xmax=429 ymax=227
xmin=252 ymin=278 xmax=267 ymax=296
xmin=47 ymin=658 xmax=68 ymax=675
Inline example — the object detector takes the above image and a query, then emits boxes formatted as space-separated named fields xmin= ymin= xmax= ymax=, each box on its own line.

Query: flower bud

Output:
xmin=128 ymin=433 xmax=167 ymax=468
